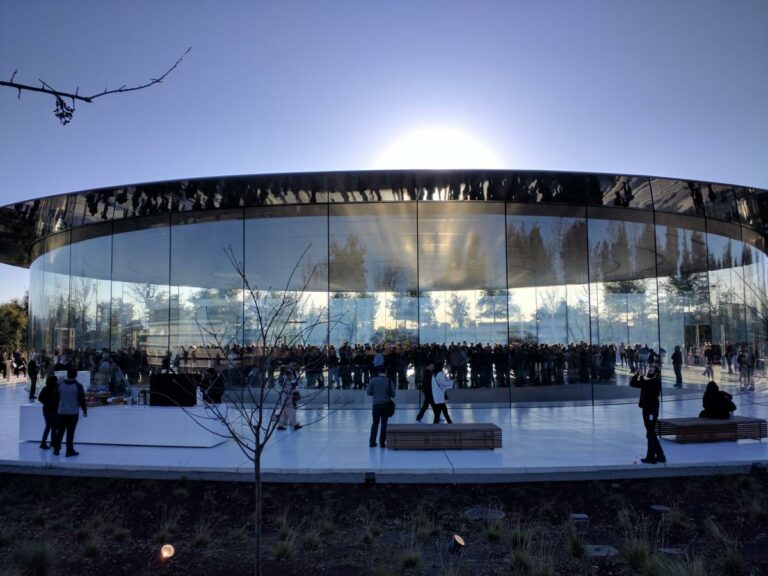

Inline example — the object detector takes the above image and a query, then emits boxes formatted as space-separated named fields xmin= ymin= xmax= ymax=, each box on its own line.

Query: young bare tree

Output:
xmin=181 ymin=244 xmax=346 ymax=576
xmin=1 ymin=48 xmax=190 ymax=124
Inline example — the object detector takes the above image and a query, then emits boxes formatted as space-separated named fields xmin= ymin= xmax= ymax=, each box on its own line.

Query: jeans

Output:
xmin=54 ymin=414 xmax=79 ymax=454
xmin=369 ymin=403 xmax=389 ymax=446
xmin=433 ymin=403 xmax=452 ymax=424
xmin=41 ymin=410 xmax=57 ymax=444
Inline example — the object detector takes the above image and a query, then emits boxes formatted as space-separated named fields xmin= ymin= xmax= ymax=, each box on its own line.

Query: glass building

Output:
xmin=2 ymin=170 xmax=766 ymax=407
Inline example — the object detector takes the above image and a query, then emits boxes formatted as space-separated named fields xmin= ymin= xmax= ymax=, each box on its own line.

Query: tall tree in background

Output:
xmin=0 ymin=294 xmax=28 ymax=354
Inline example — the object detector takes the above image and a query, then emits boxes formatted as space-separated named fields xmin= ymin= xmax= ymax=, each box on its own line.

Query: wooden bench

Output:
xmin=386 ymin=423 xmax=502 ymax=450
xmin=656 ymin=416 xmax=768 ymax=443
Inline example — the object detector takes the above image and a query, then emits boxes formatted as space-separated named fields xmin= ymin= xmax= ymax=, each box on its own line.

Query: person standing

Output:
xmin=37 ymin=375 xmax=59 ymax=449
xmin=671 ymin=345 xmax=683 ymax=388
xmin=366 ymin=366 xmax=395 ymax=447
xmin=27 ymin=354 xmax=39 ymax=400
xmin=276 ymin=368 xmax=302 ymax=431
xmin=629 ymin=364 xmax=666 ymax=464
xmin=52 ymin=367 xmax=87 ymax=457
xmin=431 ymin=361 xmax=454 ymax=424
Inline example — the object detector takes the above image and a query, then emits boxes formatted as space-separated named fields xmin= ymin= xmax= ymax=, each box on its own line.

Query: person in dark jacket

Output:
xmin=28 ymin=356 xmax=39 ymax=400
xmin=366 ymin=366 xmax=395 ymax=447
xmin=699 ymin=381 xmax=736 ymax=419
xmin=37 ymin=374 xmax=59 ymax=449
xmin=52 ymin=367 xmax=87 ymax=457
xmin=629 ymin=364 xmax=666 ymax=464
xmin=415 ymin=364 xmax=435 ymax=422
xmin=671 ymin=345 xmax=683 ymax=388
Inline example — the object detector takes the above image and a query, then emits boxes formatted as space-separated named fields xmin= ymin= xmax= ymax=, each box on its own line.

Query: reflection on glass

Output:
xmin=170 ymin=214 xmax=244 ymax=357
xmin=18 ymin=171 xmax=768 ymax=407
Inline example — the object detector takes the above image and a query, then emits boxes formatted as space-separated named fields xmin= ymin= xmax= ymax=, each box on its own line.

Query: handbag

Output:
xmin=385 ymin=398 xmax=396 ymax=417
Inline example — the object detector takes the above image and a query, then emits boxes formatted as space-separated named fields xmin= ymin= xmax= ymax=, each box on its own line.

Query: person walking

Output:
xmin=52 ymin=367 xmax=87 ymax=457
xmin=629 ymin=363 xmax=666 ymax=464
xmin=37 ymin=375 xmax=59 ymax=449
xmin=366 ymin=366 xmax=395 ymax=447
xmin=431 ymin=361 xmax=454 ymax=424
xmin=415 ymin=364 xmax=435 ymax=422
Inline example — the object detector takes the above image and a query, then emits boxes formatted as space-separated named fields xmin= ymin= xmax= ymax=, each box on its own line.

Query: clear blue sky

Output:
xmin=1 ymin=0 xmax=767 ymax=302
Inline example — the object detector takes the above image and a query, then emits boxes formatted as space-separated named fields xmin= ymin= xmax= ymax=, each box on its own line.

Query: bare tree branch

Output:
xmin=1 ymin=47 xmax=191 ymax=124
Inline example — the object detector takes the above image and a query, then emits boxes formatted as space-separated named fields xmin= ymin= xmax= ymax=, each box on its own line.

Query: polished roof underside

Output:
xmin=1 ymin=169 xmax=766 ymax=268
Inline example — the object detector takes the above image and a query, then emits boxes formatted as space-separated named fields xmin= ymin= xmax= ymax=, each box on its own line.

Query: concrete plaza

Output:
xmin=1 ymin=369 xmax=767 ymax=483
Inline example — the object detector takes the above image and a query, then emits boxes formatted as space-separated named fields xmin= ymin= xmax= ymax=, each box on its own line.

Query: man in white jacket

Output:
xmin=430 ymin=361 xmax=454 ymax=424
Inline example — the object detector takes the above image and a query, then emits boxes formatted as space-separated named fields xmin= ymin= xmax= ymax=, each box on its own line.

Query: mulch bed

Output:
xmin=1 ymin=470 xmax=767 ymax=575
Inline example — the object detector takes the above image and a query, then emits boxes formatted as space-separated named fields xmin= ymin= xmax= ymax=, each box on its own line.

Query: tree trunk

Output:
xmin=254 ymin=454 xmax=262 ymax=576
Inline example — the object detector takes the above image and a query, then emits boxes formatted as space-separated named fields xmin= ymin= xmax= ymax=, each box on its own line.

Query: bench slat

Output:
xmin=657 ymin=416 xmax=767 ymax=443
xmin=387 ymin=423 xmax=502 ymax=450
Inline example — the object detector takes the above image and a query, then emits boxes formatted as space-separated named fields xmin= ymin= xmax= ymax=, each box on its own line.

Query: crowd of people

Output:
xmin=24 ymin=338 xmax=765 ymax=396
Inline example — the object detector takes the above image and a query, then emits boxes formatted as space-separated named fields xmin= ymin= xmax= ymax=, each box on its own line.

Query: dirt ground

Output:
xmin=0 ymin=470 xmax=767 ymax=575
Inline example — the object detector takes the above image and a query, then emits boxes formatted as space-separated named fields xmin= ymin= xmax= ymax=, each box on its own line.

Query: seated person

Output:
xmin=699 ymin=381 xmax=736 ymax=419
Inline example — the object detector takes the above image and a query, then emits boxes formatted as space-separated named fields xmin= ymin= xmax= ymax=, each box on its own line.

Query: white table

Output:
xmin=19 ymin=404 xmax=229 ymax=448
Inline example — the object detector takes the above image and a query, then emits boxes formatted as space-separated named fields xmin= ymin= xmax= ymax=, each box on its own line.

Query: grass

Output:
xmin=510 ymin=548 xmax=534 ymax=574
xmin=400 ymin=547 xmax=422 ymax=571
xmin=665 ymin=508 xmax=693 ymax=539
xmin=621 ymin=537 xmax=654 ymax=574
xmin=0 ymin=473 xmax=766 ymax=575
xmin=563 ymin=523 xmax=585 ymax=559
xmin=413 ymin=505 xmax=439 ymax=542
xmin=193 ymin=519 xmax=213 ymax=547
xmin=82 ymin=539 xmax=100 ymax=559
xmin=507 ymin=519 xmax=536 ymax=553
xmin=662 ymin=557 xmax=708 ymax=576
xmin=153 ymin=504 xmax=183 ymax=544
xmin=13 ymin=540 xmax=50 ymax=576
xmin=273 ymin=533 xmax=296 ymax=561
xmin=300 ymin=529 xmax=321 ymax=551
xmin=484 ymin=518 xmax=504 ymax=543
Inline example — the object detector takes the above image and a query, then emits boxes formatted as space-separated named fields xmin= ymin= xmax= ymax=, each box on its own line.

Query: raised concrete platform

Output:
xmin=19 ymin=404 xmax=229 ymax=448
xmin=1 ymin=380 xmax=767 ymax=483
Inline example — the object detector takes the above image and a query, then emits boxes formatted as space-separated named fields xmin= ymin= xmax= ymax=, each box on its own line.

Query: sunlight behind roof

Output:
xmin=374 ymin=127 xmax=501 ymax=170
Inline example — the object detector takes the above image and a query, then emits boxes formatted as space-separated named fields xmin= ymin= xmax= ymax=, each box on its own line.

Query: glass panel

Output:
xmin=28 ymin=252 xmax=46 ymax=361
xmin=655 ymin=213 xmax=710 ymax=389
xmin=68 ymin=191 xmax=115 ymax=226
xmin=419 ymin=202 xmax=506 ymax=345
xmin=706 ymin=222 xmax=746 ymax=388
xmin=69 ymin=229 xmax=112 ymax=354
xmin=507 ymin=205 xmax=589 ymax=349
xmin=650 ymin=178 xmax=705 ymax=216
xmin=589 ymin=209 xmax=659 ymax=364
xmin=244 ymin=205 xmax=328 ymax=348
xmin=111 ymin=216 xmax=171 ymax=374
xmin=43 ymin=233 xmax=71 ymax=362
xmin=170 ymin=211 xmax=244 ymax=374
xmin=705 ymin=184 xmax=740 ymax=223
xmin=737 ymin=187 xmax=763 ymax=233
xmin=591 ymin=176 xmax=654 ymax=210
xmin=329 ymin=203 xmax=417 ymax=347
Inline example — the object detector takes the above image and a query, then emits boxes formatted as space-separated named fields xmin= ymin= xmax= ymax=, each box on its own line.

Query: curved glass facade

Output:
xmin=8 ymin=170 xmax=768 ymax=407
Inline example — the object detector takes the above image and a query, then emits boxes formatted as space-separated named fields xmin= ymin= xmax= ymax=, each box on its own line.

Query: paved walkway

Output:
xmin=1 ymin=380 xmax=767 ymax=483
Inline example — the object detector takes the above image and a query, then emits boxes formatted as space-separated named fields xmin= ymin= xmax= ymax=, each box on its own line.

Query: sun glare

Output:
xmin=374 ymin=127 xmax=501 ymax=170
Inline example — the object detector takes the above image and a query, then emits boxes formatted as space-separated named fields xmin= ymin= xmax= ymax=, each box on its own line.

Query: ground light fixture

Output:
xmin=160 ymin=544 xmax=175 ymax=560
xmin=447 ymin=534 xmax=465 ymax=555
